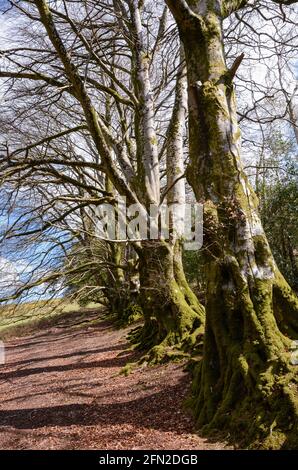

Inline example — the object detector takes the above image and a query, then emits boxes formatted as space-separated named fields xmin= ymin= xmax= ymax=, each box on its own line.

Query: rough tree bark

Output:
xmin=166 ymin=0 xmax=298 ymax=448
xmin=126 ymin=3 xmax=205 ymax=358
xmin=130 ymin=56 xmax=205 ymax=357
xmin=28 ymin=0 xmax=204 ymax=355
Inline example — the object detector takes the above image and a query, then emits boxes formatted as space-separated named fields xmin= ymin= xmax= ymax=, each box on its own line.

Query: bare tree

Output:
xmin=166 ymin=0 xmax=298 ymax=449
xmin=0 ymin=0 xmax=205 ymax=358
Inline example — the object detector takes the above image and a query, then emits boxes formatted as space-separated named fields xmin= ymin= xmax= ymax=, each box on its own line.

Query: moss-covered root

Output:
xmin=127 ymin=287 xmax=205 ymax=365
xmin=113 ymin=303 xmax=143 ymax=329
xmin=191 ymin=359 xmax=298 ymax=449
xmin=189 ymin=261 xmax=298 ymax=449
xmin=131 ymin=240 xmax=205 ymax=364
xmin=127 ymin=318 xmax=159 ymax=351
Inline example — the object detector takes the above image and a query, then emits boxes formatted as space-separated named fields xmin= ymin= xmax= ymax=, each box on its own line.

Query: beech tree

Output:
xmin=0 ymin=0 xmax=297 ymax=448
xmin=0 ymin=0 xmax=205 ymax=357
xmin=166 ymin=0 xmax=298 ymax=448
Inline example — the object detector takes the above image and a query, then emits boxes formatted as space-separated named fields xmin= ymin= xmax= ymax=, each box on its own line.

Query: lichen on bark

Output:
xmin=129 ymin=240 xmax=205 ymax=363
xmin=166 ymin=0 xmax=298 ymax=449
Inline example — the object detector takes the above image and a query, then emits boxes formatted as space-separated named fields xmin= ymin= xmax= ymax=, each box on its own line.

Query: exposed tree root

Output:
xmin=188 ymin=259 xmax=298 ymax=449
xmin=125 ymin=241 xmax=205 ymax=364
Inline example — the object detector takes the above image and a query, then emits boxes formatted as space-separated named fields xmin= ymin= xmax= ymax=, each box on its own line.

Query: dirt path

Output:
xmin=0 ymin=312 xmax=230 ymax=450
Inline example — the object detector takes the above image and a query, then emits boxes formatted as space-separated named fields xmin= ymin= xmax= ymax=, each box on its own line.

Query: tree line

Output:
xmin=0 ymin=0 xmax=297 ymax=448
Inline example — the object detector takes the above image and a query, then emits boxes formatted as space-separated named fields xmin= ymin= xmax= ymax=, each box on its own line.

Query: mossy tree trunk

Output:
xmin=131 ymin=46 xmax=204 ymax=359
xmin=167 ymin=0 xmax=298 ymax=448
xmin=105 ymin=242 xmax=127 ymax=315
xmin=133 ymin=240 xmax=204 ymax=361
xmin=31 ymin=0 xmax=203 ymax=354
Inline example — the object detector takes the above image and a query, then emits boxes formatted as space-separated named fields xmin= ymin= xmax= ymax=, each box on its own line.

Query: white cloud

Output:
xmin=0 ymin=256 xmax=19 ymax=284
xmin=0 ymin=256 xmax=33 ymax=297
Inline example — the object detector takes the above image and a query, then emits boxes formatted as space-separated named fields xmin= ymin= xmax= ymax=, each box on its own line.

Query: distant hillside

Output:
xmin=0 ymin=300 xmax=101 ymax=339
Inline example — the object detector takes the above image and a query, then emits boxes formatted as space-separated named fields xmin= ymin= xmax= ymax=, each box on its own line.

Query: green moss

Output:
xmin=173 ymin=3 xmax=298 ymax=450
xmin=204 ymin=14 xmax=221 ymax=39
xmin=132 ymin=240 xmax=205 ymax=364
xmin=150 ymin=136 xmax=158 ymax=145
xmin=115 ymin=303 xmax=143 ymax=328
xmin=273 ymin=268 xmax=298 ymax=337
xmin=120 ymin=362 xmax=134 ymax=376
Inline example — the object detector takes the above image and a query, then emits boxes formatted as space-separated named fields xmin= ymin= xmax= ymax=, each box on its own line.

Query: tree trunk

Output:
xmin=128 ymin=39 xmax=205 ymax=360
xmin=167 ymin=0 xmax=298 ymax=448
xmin=131 ymin=240 xmax=204 ymax=362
